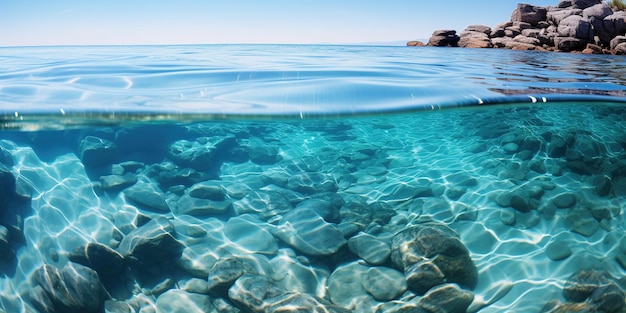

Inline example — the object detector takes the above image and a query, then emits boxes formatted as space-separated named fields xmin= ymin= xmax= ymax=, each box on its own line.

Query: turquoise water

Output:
xmin=0 ymin=45 xmax=626 ymax=312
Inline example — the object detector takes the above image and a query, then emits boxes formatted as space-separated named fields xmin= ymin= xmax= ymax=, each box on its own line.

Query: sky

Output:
xmin=1 ymin=0 xmax=556 ymax=46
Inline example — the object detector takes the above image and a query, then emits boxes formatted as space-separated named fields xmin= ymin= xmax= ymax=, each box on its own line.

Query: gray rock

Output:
xmin=548 ymin=9 xmax=584 ymax=25
xmin=125 ymin=183 xmax=170 ymax=212
xmin=269 ymin=250 xmax=329 ymax=296
xmin=390 ymin=223 xmax=478 ymax=294
xmin=416 ymin=284 xmax=474 ymax=313
xmin=79 ymin=136 xmax=118 ymax=168
xmin=361 ymin=267 xmax=407 ymax=301
xmin=559 ymin=0 xmax=602 ymax=9
xmin=511 ymin=4 xmax=548 ymax=26
xmin=68 ymin=242 xmax=125 ymax=277
xmin=347 ymin=232 xmax=391 ymax=265
xmin=583 ymin=3 xmax=613 ymax=20
xmin=611 ymin=35 xmax=626 ymax=50
xmin=155 ymin=289 xmax=213 ymax=313
xmin=30 ymin=263 xmax=108 ymax=313
xmin=117 ymin=216 xmax=183 ymax=266
xmin=604 ymin=12 xmax=626 ymax=39
xmin=273 ymin=208 xmax=346 ymax=256
xmin=558 ymin=15 xmax=593 ymax=40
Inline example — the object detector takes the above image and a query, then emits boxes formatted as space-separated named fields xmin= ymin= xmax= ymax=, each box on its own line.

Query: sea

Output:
xmin=0 ymin=44 xmax=625 ymax=312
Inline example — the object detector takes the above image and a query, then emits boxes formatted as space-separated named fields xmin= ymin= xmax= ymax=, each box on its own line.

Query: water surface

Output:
xmin=0 ymin=45 xmax=625 ymax=313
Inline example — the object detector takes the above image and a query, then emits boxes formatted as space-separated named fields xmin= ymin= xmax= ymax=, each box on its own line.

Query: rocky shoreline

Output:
xmin=408 ymin=0 xmax=626 ymax=54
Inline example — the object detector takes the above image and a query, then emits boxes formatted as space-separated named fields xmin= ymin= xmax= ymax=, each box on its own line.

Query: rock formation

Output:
xmin=412 ymin=0 xmax=626 ymax=54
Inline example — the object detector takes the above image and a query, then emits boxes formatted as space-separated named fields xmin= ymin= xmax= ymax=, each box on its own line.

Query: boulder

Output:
xmin=78 ymin=136 xmax=118 ymax=168
xmin=29 ymin=263 xmax=108 ymax=313
xmin=406 ymin=40 xmax=425 ymax=46
xmin=348 ymin=232 xmax=391 ymax=265
xmin=610 ymin=35 xmax=626 ymax=50
xmin=117 ymin=216 xmax=184 ymax=266
xmin=459 ymin=31 xmax=493 ymax=48
xmin=390 ymin=223 xmax=478 ymax=294
xmin=124 ymin=182 xmax=170 ymax=212
xmin=555 ymin=37 xmax=589 ymax=51
xmin=548 ymin=9 xmax=584 ymax=25
xmin=167 ymin=139 xmax=216 ymax=171
xmin=68 ymin=242 xmax=125 ymax=277
xmin=604 ymin=12 xmax=626 ymax=39
xmin=558 ymin=0 xmax=602 ymax=9
xmin=558 ymin=15 xmax=593 ymax=41
xmin=427 ymin=30 xmax=460 ymax=47
xmin=583 ymin=3 xmax=613 ymax=20
xmin=511 ymin=4 xmax=548 ymax=26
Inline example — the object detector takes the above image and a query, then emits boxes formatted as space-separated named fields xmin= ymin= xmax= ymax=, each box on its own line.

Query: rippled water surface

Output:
xmin=0 ymin=45 xmax=625 ymax=313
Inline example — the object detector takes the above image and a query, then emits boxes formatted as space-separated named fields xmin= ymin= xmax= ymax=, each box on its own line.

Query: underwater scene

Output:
xmin=1 ymin=45 xmax=626 ymax=313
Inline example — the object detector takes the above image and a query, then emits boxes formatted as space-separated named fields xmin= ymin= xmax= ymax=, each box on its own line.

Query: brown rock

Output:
xmin=406 ymin=40 xmax=425 ymax=46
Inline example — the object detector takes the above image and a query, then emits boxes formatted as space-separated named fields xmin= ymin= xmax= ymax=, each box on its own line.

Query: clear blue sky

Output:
xmin=1 ymin=0 xmax=555 ymax=46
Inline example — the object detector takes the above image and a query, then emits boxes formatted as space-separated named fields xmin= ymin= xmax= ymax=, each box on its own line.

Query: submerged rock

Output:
xmin=273 ymin=208 xmax=347 ymax=256
xmin=417 ymin=283 xmax=474 ymax=313
xmin=117 ymin=216 xmax=183 ymax=266
xmin=30 ymin=262 xmax=108 ymax=313
xmin=155 ymin=289 xmax=213 ymax=313
xmin=68 ymin=242 xmax=125 ymax=277
xmin=390 ymin=222 xmax=478 ymax=294
xmin=79 ymin=136 xmax=118 ymax=168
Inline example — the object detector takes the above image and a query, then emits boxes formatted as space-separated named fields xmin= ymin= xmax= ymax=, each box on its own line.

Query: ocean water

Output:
xmin=0 ymin=45 xmax=625 ymax=312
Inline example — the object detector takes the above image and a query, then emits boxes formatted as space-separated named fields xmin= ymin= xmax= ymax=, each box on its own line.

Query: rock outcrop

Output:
xmin=413 ymin=0 xmax=626 ymax=54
